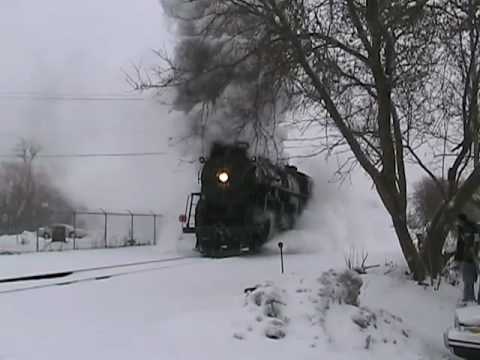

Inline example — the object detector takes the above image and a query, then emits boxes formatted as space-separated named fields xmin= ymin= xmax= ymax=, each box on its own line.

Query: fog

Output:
xmin=0 ymin=0 xmax=413 ymax=254
xmin=0 ymin=0 xmax=193 ymax=213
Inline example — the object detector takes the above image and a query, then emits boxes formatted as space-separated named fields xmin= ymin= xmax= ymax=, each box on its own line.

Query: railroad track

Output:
xmin=0 ymin=254 xmax=202 ymax=295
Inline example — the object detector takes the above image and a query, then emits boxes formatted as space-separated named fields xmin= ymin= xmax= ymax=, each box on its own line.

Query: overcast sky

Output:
xmin=0 ymin=0 xmax=197 ymax=213
xmin=0 ymin=0 xmax=402 ymax=251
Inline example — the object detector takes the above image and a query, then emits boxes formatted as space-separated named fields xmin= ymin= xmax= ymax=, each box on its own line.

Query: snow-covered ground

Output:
xmin=0 ymin=149 xmax=463 ymax=359
xmin=0 ymin=231 xmax=155 ymax=255
xmin=0 ymin=232 xmax=462 ymax=360
xmin=0 ymin=162 xmax=463 ymax=360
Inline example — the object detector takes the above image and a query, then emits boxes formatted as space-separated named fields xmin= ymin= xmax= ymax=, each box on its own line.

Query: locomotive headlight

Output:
xmin=218 ymin=171 xmax=229 ymax=183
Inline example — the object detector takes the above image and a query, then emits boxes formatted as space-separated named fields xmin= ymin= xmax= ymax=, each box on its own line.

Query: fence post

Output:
xmin=72 ymin=211 xmax=77 ymax=250
xmin=100 ymin=209 xmax=108 ymax=248
xmin=104 ymin=212 xmax=108 ymax=248
xmin=130 ymin=211 xmax=134 ymax=244
xmin=153 ymin=214 xmax=157 ymax=246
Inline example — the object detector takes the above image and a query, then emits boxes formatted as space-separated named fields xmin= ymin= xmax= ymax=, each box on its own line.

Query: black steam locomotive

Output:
xmin=180 ymin=142 xmax=313 ymax=257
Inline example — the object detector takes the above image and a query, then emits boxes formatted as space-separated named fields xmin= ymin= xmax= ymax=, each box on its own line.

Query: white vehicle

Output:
xmin=38 ymin=224 xmax=88 ymax=239
xmin=444 ymin=305 xmax=480 ymax=359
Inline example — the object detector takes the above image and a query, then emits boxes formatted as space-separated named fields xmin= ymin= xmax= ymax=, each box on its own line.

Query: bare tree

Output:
xmin=0 ymin=139 xmax=76 ymax=233
xmin=410 ymin=176 xmax=450 ymax=230
xmin=419 ymin=0 xmax=480 ymax=278
xmin=14 ymin=138 xmax=41 ymax=224
xmin=133 ymin=0 xmax=480 ymax=280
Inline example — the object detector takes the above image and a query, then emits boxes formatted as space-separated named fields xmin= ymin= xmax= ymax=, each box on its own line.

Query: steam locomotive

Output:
xmin=180 ymin=142 xmax=313 ymax=257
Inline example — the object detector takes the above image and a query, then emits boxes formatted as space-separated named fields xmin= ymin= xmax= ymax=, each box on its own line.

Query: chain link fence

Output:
xmin=0 ymin=210 xmax=162 ymax=254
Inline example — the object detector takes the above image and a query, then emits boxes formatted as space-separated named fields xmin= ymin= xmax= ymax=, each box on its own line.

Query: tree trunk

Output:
xmin=424 ymin=226 xmax=448 ymax=278
xmin=391 ymin=216 xmax=426 ymax=281
xmin=373 ymin=179 xmax=426 ymax=280
xmin=422 ymin=200 xmax=455 ymax=279
xmin=423 ymin=166 xmax=480 ymax=278
xmin=474 ymin=97 xmax=479 ymax=167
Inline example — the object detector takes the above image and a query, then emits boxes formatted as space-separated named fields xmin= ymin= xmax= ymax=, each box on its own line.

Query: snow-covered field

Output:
xmin=0 ymin=138 xmax=463 ymax=359
xmin=0 ymin=232 xmax=462 ymax=360
xmin=0 ymin=162 xmax=464 ymax=360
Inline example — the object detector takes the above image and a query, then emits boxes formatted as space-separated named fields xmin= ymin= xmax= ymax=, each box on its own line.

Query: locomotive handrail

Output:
xmin=182 ymin=192 xmax=201 ymax=234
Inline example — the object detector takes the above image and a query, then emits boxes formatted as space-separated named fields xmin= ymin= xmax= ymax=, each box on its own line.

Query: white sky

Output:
xmin=0 ymin=0 xmax=417 ymax=252
xmin=0 ymin=0 xmax=194 ymax=212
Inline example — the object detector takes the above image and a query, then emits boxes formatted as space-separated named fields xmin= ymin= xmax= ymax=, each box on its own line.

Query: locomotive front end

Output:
xmin=200 ymin=143 xmax=253 ymax=207
xmin=194 ymin=142 xmax=259 ymax=256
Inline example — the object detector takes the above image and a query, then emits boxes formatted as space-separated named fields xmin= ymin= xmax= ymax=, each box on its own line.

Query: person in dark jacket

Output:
xmin=455 ymin=213 xmax=480 ymax=303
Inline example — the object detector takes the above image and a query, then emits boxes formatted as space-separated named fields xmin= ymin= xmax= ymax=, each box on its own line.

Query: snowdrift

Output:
xmin=235 ymin=269 xmax=430 ymax=359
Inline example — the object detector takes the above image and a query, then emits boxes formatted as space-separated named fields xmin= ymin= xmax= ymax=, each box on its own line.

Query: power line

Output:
xmin=0 ymin=151 xmax=168 ymax=159
xmin=0 ymin=94 xmax=149 ymax=102
xmin=40 ymin=151 xmax=168 ymax=158
xmin=0 ymin=91 xmax=173 ymax=104
xmin=0 ymin=91 xmax=136 ymax=96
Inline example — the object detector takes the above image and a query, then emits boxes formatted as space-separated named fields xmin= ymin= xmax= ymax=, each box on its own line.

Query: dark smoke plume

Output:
xmin=156 ymin=0 xmax=293 ymax=160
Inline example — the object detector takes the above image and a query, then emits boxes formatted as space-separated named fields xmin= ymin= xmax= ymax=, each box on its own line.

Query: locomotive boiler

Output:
xmin=180 ymin=142 xmax=313 ymax=257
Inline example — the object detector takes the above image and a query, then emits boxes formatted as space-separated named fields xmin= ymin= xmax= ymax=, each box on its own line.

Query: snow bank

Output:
xmin=235 ymin=269 xmax=430 ymax=359
xmin=241 ymin=282 xmax=288 ymax=340
xmin=0 ymin=230 xmax=161 ymax=254
xmin=0 ymin=232 xmax=37 ymax=254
